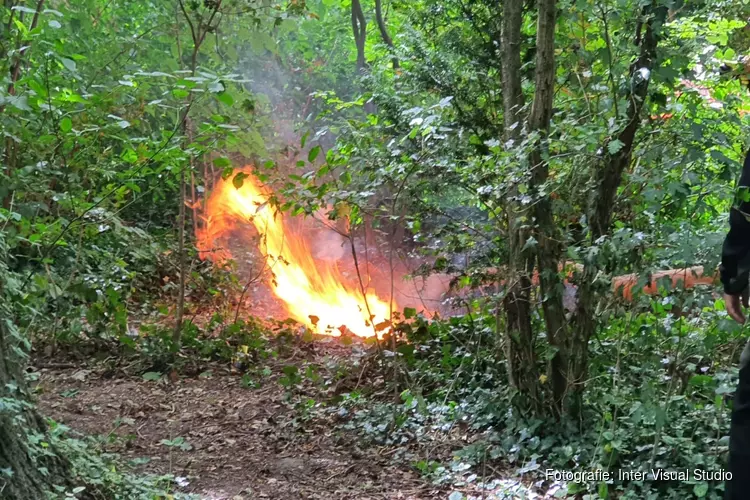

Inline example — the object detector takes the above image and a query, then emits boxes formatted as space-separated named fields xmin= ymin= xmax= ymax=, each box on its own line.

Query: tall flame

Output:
xmin=196 ymin=167 xmax=395 ymax=338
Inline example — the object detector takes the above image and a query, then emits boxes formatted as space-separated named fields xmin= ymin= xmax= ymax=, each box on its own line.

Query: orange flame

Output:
xmin=196 ymin=167 xmax=395 ymax=338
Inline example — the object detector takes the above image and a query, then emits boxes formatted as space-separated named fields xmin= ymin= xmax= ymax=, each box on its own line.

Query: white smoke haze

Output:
xmin=197 ymin=31 xmax=459 ymax=332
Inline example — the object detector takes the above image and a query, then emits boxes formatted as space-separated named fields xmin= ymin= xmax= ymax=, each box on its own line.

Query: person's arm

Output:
xmin=721 ymin=149 xmax=750 ymax=322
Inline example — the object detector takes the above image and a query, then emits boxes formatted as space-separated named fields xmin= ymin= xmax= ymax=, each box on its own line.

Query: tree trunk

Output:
xmin=500 ymin=0 xmax=540 ymax=410
xmin=352 ymin=0 xmax=367 ymax=72
xmin=375 ymin=0 xmax=399 ymax=69
xmin=0 ymin=251 xmax=69 ymax=498
xmin=501 ymin=0 xmax=524 ymax=136
xmin=173 ymin=159 xmax=188 ymax=344
xmin=527 ymin=0 xmax=566 ymax=414
xmin=2 ymin=0 xmax=46 ymax=210
xmin=570 ymin=3 xmax=664 ymax=412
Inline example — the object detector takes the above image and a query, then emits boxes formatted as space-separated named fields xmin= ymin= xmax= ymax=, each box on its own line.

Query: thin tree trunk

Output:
xmin=500 ymin=0 xmax=540 ymax=410
xmin=527 ymin=0 xmax=566 ymax=414
xmin=5 ymin=0 xmax=44 ymax=97
xmin=173 ymin=0 xmax=222 ymax=345
xmin=570 ymin=3 xmax=664 ymax=413
xmin=501 ymin=0 xmax=524 ymax=136
xmin=191 ymin=165 xmax=198 ymax=236
xmin=375 ymin=0 xmax=398 ymax=69
xmin=173 ymin=158 xmax=188 ymax=344
xmin=352 ymin=0 xmax=367 ymax=72
xmin=2 ymin=0 xmax=45 ymax=209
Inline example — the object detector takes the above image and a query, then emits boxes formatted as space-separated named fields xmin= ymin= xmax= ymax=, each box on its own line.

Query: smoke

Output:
xmin=203 ymin=37 xmax=453 ymax=326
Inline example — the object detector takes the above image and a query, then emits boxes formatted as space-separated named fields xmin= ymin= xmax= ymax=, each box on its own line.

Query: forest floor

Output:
xmin=32 ymin=338 xmax=446 ymax=500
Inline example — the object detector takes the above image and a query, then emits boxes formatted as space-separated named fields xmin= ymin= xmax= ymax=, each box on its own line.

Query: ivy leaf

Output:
xmin=522 ymin=236 xmax=538 ymax=252
xmin=607 ymin=139 xmax=625 ymax=155
xmin=693 ymin=482 xmax=708 ymax=498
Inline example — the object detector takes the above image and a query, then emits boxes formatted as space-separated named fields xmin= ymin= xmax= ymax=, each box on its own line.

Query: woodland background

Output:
xmin=1 ymin=0 xmax=750 ymax=498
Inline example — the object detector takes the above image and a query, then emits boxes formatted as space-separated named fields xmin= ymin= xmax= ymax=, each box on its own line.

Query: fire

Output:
xmin=196 ymin=167 xmax=395 ymax=338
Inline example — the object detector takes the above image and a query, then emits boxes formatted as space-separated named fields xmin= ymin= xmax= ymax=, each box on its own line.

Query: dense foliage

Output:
xmin=3 ymin=0 xmax=750 ymax=498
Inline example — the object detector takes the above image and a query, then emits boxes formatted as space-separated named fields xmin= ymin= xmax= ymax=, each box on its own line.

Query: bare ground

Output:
xmin=33 ymin=342 xmax=444 ymax=500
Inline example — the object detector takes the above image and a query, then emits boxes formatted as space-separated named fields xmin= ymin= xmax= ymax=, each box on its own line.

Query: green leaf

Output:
xmin=12 ymin=5 xmax=38 ymax=14
xmin=693 ymin=482 xmax=708 ymax=498
xmin=208 ymin=81 xmax=225 ymax=93
xmin=607 ymin=139 xmax=625 ymax=155
xmin=216 ymin=92 xmax=234 ymax=106
xmin=142 ymin=372 xmax=162 ymax=381
xmin=13 ymin=18 xmax=28 ymax=36
xmin=8 ymin=95 xmax=30 ymax=111
xmin=121 ymin=148 xmax=138 ymax=164
xmin=48 ymin=20 xmax=61 ymax=29
xmin=598 ymin=482 xmax=608 ymax=499
xmin=308 ymin=145 xmax=321 ymax=163
xmin=60 ymin=58 xmax=77 ymax=73
xmin=59 ymin=117 xmax=72 ymax=132
xmin=522 ymin=236 xmax=538 ymax=251
xmin=172 ymin=88 xmax=189 ymax=99
xmin=27 ymin=79 xmax=46 ymax=97
xmin=213 ymin=156 xmax=231 ymax=167
xmin=403 ymin=307 xmax=416 ymax=319
xmin=233 ymin=172 xmax=249 ymax=189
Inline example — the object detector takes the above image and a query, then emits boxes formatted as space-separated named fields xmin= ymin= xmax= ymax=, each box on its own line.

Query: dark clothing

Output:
xmin=725 ymin=150 xmax=750 ymax=499
xmin=721 ymin=150 xmax=750 ymax=295
xmin=727 ymin=348 xmax=750 ymax=499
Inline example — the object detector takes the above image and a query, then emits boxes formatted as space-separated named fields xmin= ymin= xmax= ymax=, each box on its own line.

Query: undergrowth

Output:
xmin=43 ymin=420 xmax=188 ymax=499
xmin=326 ymin=288 xmax=742 ymax=500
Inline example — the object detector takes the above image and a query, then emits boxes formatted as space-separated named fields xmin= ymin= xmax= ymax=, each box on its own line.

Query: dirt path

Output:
xmin=34 ymin=350 xmax=441 ymax=499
